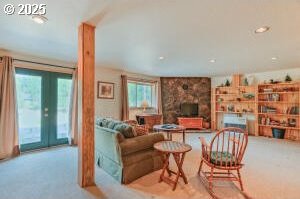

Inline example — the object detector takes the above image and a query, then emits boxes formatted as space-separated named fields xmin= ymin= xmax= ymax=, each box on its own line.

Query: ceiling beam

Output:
xmin=77 ymin=23 xmax=95 ymax=187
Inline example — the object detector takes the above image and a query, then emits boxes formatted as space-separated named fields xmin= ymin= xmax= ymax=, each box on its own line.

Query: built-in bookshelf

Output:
xmin=211 ymin=74 xmax=300 ymax=140
xmin=257 ymin=82 xmax=300 ymax=140
xmin=211 ymin=75 xmax=257 ymax=135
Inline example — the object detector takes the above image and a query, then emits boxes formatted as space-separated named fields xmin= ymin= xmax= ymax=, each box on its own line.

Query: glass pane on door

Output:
xmin=56 ymin=78 xmax=72 ymax=139
xmin=16 ymin=74 xmax=42 ymax=145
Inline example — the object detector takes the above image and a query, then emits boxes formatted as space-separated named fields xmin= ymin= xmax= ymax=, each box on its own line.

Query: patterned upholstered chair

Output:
xmin=124 ymin=120 xmax=149 ymax=136
xmin=198 ymin=127 xmax=248 ymax=197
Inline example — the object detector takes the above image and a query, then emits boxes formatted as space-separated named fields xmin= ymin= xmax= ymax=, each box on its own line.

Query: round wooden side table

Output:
xmin=153 ymin=124 xmax=186 ymax=143
xmin=154 ymin=141 xmax=192 ymax=191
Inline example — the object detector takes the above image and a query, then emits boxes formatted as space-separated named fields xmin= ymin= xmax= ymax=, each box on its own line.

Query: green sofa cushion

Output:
xmin=96 ymin=117 xmax=104 ymax=127
xmin=113 ymin=123 xmax=136 ymax=138
xmin=108 ymin=121 xmax=122 ymax=129
xmin=210 ymin=151 xmax=236 ymax=166
xmin=101 ymin=118 xmax=112 ymax=128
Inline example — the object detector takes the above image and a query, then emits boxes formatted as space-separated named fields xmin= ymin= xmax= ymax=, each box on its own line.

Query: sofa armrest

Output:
xmin=119 ymin=133 xmax=165 ymax=156
xmin=95 ymin=126 xmax=125 ymax=165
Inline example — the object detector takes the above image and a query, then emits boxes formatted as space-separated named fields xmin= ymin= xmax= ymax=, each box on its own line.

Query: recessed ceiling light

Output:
xmin=255 ymin=26 xmax=270 ymax=33
xmin=31 ymin=15 xmax=48 ymax=24
xmin=159 ymin=56 xmax=164 ymax=60
xmin=271 ymin=57 xmax=277 ymax=60
xmin=209 ymin=59 xmax=216 ymax=63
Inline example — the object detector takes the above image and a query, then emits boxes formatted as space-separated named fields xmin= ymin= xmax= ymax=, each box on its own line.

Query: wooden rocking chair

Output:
xmin=198 ymin=127 xmax=248 ymax=198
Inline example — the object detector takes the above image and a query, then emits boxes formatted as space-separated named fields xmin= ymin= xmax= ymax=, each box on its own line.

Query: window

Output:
xmin=128 ymin=81 xmax=155 ymax=108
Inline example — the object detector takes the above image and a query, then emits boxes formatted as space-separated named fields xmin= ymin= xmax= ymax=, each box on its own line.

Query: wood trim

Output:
xmin=77 ymin=23 xmax=95 ymax=187
xmin=127 ymin=76 xmax=158 ymax=84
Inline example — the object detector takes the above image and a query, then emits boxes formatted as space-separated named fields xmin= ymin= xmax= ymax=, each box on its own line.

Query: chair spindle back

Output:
xmin=209 ymin=127 xmax=248 ymax=167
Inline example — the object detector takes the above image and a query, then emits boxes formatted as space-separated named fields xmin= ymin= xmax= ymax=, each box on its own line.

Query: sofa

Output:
xmin=95 ymin=118 xmax=165 ymax=184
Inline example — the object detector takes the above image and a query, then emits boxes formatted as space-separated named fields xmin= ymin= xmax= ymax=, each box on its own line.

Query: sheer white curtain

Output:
xmin=0 ymin=56 xmax=20 ymax=159
xmin=69 ymin=68 xmax=78 ymax=145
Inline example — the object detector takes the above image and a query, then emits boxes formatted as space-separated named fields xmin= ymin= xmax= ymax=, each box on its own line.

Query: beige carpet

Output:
xmin=0 ymin=133 xmax=300 ymax=199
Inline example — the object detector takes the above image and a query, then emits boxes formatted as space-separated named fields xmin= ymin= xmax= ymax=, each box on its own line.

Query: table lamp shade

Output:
xmin=141 ymin=100 xmax=149 ymax=111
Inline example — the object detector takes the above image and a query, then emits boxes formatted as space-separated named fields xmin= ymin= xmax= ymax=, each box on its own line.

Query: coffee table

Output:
xmin=154 ymin=141 xmax=192 ymax=191
xmin=153 ymin=124 xmax=186 ymax=143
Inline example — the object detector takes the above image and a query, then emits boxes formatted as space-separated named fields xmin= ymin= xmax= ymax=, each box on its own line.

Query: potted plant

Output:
xmin=243 ymin=78 xmax=249 ymax=86
xmin=285 ymin=74 xmax=292 ymax=82
xmin=225 ymin=79 xmax=231 ymax=87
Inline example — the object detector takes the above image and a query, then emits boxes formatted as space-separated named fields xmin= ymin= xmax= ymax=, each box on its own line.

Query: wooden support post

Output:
xmin=78 ymin=23 xmax=95 ymax=187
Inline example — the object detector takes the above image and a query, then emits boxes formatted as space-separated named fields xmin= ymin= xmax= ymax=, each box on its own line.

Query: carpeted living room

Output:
xmin=1 ymin=1 xmax=300 ymax=199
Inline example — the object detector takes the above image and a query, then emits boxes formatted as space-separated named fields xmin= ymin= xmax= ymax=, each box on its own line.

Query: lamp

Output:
xmin=141 ymin=100 xmax=149 ymax=112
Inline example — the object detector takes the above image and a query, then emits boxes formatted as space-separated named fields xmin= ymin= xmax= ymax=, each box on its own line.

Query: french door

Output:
xmin=15 ymin=68 xmax=72 ymax=151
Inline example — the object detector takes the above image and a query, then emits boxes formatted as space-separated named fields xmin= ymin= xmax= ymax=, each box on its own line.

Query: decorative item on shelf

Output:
xmin=236 ymin=97 xmax=241 ymax=102
xmin=141 ymin=100 xmax=149 ymax=112
xmin=262 ymin=88 xmax=273 ymax=93
xmin=287 ymin=106 xmax=299 ymax=115
xmin=266 ymin=117 xmax=270 ymax=125
xmin=217 ymin=98 xmax=223 ymax=102
xmin=267 ymin=93 xmax=280 ymax=101
xmin=227 ymin=104 xmax=235 ymax=112
xmin=288 ymin=118 xmax=297 ymax=127
xmin=247 ymin=75 xmax=255 ymax=85
xmin=285 ymin=74 xmax=292 ymax=82
xmin=220 ymin=106 xmax=225 ymax=111
xmin=247 ymin=107 xmax=254 ymax=113
xmin=243 ymin=78 xmax=249 ymax=86
xmin=243 ymin=93 xmax=255 ymax=100
xmin=269 ymin=79 xmax=281 ymax=84
xmin=225 ymin=79 xmax=231 ymax=87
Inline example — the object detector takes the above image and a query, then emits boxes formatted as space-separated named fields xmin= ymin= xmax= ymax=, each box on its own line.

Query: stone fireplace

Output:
xmin=160 ymin=77 xmax=211 ymax=124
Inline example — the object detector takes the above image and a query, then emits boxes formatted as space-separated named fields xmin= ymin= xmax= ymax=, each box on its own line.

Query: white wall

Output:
xmin=95 ymin=66 xmax=160 ymax=120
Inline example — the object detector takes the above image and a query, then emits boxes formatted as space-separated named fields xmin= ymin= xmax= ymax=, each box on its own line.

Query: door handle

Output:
xmin=45 ymin=108 xmax=48 ymax=112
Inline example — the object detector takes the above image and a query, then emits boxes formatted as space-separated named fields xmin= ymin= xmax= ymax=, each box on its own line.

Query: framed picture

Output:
xmin=97 ymin=81 xmax=114 ymax=99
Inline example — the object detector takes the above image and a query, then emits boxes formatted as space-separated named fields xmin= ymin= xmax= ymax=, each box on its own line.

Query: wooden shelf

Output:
xmin=216 ymin=111 xmax=255 ymax=114
xmin=258 ymin=91 xmax=299 ymax=94
xmin=215 ymin=93 xmax=238 ymax=96
xmin=259 ymin=82 xmax=299 ymax=86
xmin=258 ymin=113 xmax=299 ymax=117
xmin=258 ymin=101 xmax=298 ymax=104
xmin=258 ymin=124 xmax=300 ymax=130
xmin=217 ymin=101 xmax=255 ymax=103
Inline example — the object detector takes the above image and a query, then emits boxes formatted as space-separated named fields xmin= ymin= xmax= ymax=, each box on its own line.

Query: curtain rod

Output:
xmin=0 ymin=56 xmax=76 ymax=70
xmin=13 ymin=58 xmax=76 ymax=70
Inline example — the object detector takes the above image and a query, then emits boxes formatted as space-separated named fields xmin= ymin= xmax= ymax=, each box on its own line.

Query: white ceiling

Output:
xmin=1 ymin=0 xmax=300 ymax=76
